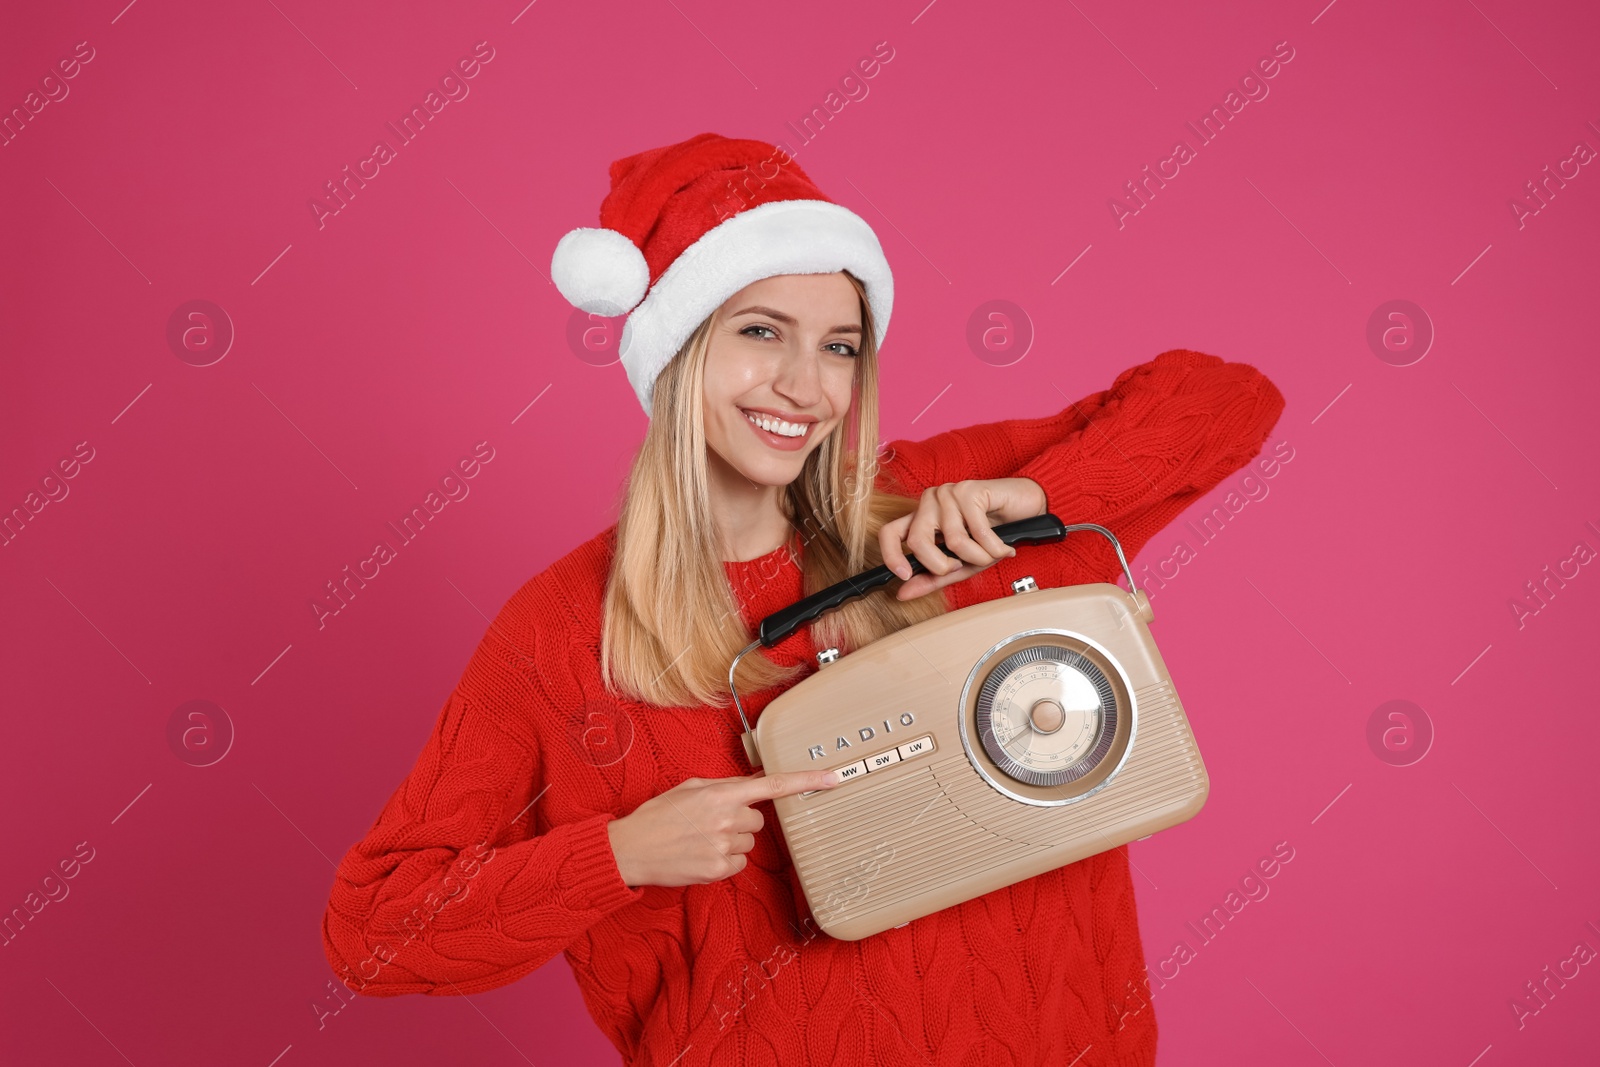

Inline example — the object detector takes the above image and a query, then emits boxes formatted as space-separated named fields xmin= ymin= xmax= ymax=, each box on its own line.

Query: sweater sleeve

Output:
xmin=320 ymin=590 xmax=644 ymax=998
xmin=876 ymin=349 xmax=1286 ymax=586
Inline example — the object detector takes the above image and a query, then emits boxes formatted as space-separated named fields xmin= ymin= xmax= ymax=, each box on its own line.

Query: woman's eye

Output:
xmin=741 ymin=324 xmax=777 ymax=340
xmin=826 ymin=342 xmax=860 ymax=358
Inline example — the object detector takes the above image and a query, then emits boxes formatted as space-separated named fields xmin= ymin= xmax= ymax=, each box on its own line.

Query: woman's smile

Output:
xmin=739 ymin=406 xmax=817 ymax=451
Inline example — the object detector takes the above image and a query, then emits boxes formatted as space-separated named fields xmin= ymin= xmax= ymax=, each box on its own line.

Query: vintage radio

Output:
xmin=730 ymin=514 xmax=1209 ymax=941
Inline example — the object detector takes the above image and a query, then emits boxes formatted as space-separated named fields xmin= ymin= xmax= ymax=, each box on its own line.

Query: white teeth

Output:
xmin=744 ymin=410 xmax=807 ymax=438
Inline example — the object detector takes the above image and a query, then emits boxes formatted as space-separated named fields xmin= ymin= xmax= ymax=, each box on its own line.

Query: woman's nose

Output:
xmin=772 ymin=349 xmax=824 ymax=405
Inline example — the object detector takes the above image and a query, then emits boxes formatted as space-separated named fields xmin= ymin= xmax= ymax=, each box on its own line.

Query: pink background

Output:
xmin=3 ymin=0 xmax=1597 ymax=1063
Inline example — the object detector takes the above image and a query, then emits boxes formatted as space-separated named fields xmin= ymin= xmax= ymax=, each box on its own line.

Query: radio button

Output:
xmin=833 ymin=760 xmax=869 ymax=783
xmin=897 ymin=735 xmax=934 ymax=760
xmin=866 ymin=748 xmax=901 ymax=772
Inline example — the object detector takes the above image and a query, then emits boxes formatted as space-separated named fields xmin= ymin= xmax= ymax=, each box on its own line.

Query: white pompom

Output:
xmin=550 ymin=227 xmax=649 ymax=317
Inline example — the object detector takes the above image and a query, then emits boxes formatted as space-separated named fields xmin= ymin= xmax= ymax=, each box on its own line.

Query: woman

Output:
xmin=321 ymin=133 xmax=1286 ymax=1065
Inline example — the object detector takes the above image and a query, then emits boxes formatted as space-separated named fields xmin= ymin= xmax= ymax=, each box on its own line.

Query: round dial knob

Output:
xmin=974 ymin=644 xmax=1119 ymax=787
xmin=1028 ymin=698 xmax=1066 ymax=733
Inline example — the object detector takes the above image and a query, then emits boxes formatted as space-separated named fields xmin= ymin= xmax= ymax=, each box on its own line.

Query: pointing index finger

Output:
xmin=733 ymin=769 xmax=840 ymax=802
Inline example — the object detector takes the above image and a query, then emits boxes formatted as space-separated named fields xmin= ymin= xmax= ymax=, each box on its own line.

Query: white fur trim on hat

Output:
xmin=618 ymin=199 xmax=894 ymax=416
xmin=551 ymin=227 xmax=651 ymax=317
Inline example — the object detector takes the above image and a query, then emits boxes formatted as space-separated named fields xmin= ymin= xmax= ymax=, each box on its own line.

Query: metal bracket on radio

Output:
xmin=730 ymin=637 xmax=766 ymax=767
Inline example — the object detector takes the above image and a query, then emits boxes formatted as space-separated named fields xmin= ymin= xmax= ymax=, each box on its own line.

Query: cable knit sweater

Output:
xmin=321 ymin=349 xmax=1285 ymax=1066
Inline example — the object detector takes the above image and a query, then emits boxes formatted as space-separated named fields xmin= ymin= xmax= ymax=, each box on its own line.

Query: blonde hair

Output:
xmin=600 ymin=270 xmax=949 ymax=707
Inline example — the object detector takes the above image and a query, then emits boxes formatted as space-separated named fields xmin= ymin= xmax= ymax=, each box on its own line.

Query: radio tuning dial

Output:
xmin=974 ymin=644 xmax=1119 ymax=788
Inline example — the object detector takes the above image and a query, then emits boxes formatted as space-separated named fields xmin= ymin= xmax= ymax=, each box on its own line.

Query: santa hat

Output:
xmin=549 ymin=132 xmax=895 ymax=416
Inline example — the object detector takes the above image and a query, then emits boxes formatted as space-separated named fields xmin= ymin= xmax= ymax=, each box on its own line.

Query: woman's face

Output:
xmin=701 ymin=272 xmax=863 ymax=487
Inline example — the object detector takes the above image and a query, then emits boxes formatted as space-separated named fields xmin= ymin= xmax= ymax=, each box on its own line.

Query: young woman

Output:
xmin=322 ymin=133 xmax=1285 ymax=1066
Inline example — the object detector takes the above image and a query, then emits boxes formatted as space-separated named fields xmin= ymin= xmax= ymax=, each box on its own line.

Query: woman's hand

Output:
xmin=879 ymin=477 xmax=1047 ymax=601
xmin=606 ymin=769 xmax=839 ymax=888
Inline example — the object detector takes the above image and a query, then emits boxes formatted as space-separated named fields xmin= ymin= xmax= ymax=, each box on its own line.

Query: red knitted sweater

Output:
xmin=322 ymin=349 xmax=1285 ymax=1066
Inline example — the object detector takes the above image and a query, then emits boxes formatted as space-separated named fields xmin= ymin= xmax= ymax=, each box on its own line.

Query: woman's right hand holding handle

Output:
xmin=606 ymin=769 xmax=839 ymax=888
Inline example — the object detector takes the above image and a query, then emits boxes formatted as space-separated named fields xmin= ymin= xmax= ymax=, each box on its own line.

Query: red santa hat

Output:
xmin=549 ymin=132 xmax=895 ymax=415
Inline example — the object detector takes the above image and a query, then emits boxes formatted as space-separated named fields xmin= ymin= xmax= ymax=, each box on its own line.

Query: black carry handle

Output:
xmin=754 ymin=513 xmax=1070 ymax=647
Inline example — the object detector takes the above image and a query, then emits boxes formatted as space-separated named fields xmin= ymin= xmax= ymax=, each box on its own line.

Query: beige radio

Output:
xmin=730 ymin=515 xmax=1209 ymax=941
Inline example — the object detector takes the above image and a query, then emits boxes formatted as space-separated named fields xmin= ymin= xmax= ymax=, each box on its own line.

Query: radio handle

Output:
xmin=760 ymin=514 xmax=1141 ymax=646
xmin=728 ymin=514 xmax=1142 ymax=767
